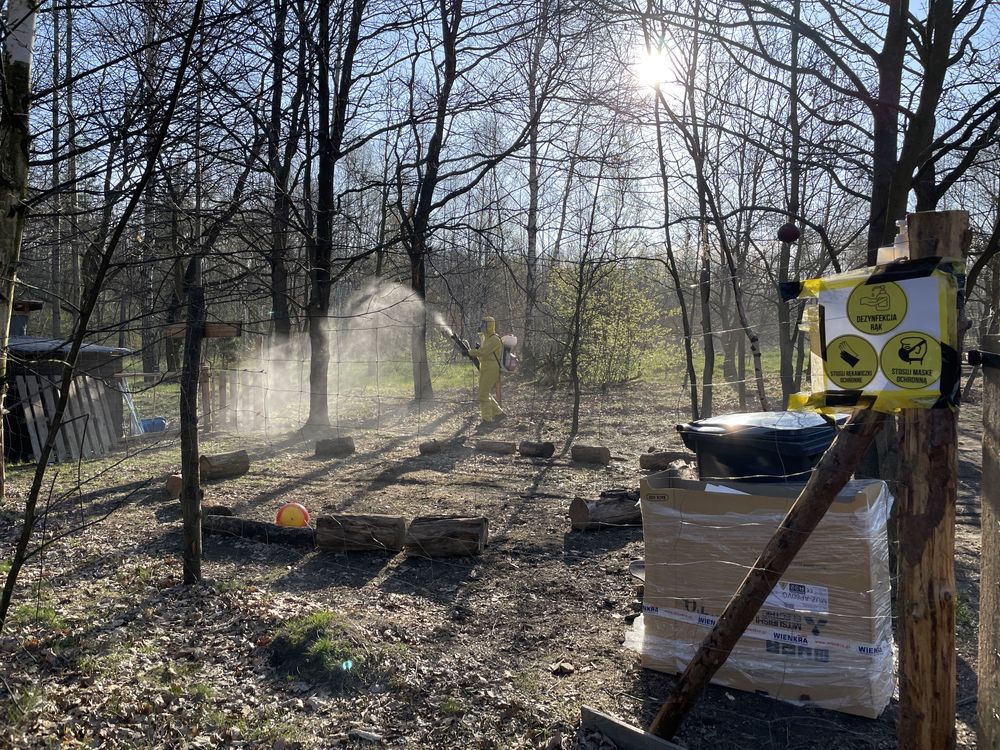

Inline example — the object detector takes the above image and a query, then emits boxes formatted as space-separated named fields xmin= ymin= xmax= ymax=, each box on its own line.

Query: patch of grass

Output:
xmin=5 ymin=684 xmax=45 ymax=729
xmin=189 ymin=682 xmax=213 ymax=702
xmin=956 ymin=592 xmax=974 ymax=631
xmin=235 ymin=716 xmax=306 ymax=746
xmin=11 ymin=601 xmax=66 ymax=630
xmin=268 ymin=610 xmax=366 ymax=689
xmin=217 ymin=577 xmax=246 ymax=594
xmin=439 ymin=697 xmax=465 ymax=715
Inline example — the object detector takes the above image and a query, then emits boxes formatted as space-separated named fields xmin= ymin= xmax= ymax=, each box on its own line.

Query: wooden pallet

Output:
xmin=14 ymin=375 xmax=119 ymax=463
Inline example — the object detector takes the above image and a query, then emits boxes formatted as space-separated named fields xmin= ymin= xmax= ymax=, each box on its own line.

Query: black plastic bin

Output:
xmin=675 ymin=411 xmax=847 ymax=482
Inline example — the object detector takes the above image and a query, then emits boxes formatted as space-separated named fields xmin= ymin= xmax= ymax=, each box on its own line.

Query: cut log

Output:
xmin=571 ymin=444 xmax=611 ymax=465
xmin=664 ymin=459 xmax=698 ymax=481
xmin=199 ymin=450 xmax=250 ymax=481
xmin=166 ymin=473 xmax=183 ymax=499
xmin=316 ymin=514 xmax=406 ymax=553
xmin=404 ymin=516 xmax=488 ymax=557
xmin=569 ymin=488 xmax=641 ymax=530
xmin=204 ymin=504 xmax=234 ymax=517
xmin=518 ymin=440 xmax=555 ymax=458
xmin=419 ymin=439 xmax=442 ymax=455
xmin=315 ymin=437 xmax=356 ymax=458
xmin=202 ymin=514 xmax=314 ymax=547
xmin=475 ymin=439 xmax=517 ymax=455
xmin=640 ymin=450 xmax=694 ymax=471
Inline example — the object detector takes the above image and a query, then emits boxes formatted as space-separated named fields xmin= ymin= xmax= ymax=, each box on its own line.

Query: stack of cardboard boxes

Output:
xmin=627 ymin=473 xmax=894 ymax=718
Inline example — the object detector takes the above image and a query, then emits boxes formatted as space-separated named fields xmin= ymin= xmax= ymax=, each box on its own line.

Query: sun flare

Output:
xmin=633 ymin=48 xmax=684 ymax=98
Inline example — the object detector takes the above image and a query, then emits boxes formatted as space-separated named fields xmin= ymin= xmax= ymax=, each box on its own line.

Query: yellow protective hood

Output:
xmin=481 ymin=316 xmax=496 ymax=336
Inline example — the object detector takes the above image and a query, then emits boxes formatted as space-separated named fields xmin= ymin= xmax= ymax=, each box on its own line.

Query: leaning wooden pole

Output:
xmin=897 ymin=210 xmax=968 ymax=750
xmin=648 ymin=408 xmax=887 ymax=739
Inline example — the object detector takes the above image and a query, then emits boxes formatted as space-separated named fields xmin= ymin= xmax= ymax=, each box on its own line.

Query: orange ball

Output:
xmin=275 ymin=502 xmax=310 ymax=527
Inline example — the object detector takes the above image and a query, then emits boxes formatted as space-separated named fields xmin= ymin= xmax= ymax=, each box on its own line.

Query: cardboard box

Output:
xmin=627 ymin=473 xmax=894 ymax=718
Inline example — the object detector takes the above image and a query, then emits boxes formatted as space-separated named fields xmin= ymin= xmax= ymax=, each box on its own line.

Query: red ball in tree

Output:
xmin=777 ymin=222 xmax=801 ymax=243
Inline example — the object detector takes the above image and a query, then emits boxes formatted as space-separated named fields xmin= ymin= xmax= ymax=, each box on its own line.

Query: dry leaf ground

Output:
xmin=0 ymin=379 xmax=984 ymax=749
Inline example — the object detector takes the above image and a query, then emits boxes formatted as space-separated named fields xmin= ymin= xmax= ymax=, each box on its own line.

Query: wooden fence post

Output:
xmin=219 ymin=371 xmax=227 ymax=427
xmin=897 ymin=210 xmax=969 ymax=750
xmin=979 ymin=333 xmax=1000 ymax=746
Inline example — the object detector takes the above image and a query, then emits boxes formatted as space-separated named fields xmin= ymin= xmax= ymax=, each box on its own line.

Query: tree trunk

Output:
xmin=179 ymin=281 xmax=205 ymax=585
xmin=315 ymin=437 xmax=355 ymax=457
xmin=569 ymin=490 xmax=641 ymax=530
xmin=571 ymin=444 xmax=611 ymax=465
xmin=401 ymin=0 xmax=463 ymax=402
xmin=866 ymin=0 xmax=908 ymax=259
xmin=651 ymin=95 xmax=698 ymax=419
xmin=65 ymin=2 xmax=81 ymax=311
xmin=404 ymin=515 xmax=488 ymax=557
xmin=521 ymin=0 xmax=550 ymax=373
xmin=409 ymin=252 xmax=434 ymax=401
xmin=199 ymin=450 xmax=250 ymax=480
xmin=204 ymin=514 xmax=315 ymax=547
xmin=0 ymin=0 xmax=37 ymax=499
xmin=307 ymin=0 xmax=366 ymax=425
xmin=475 ymin=439 xmax=517 ymax=455
xmin=50 ymin=1 xmax=61 ymax=338
xmin=268 ymin=0 xmax=291 ymax=341
xmin=778 ymin=0 xmax=801 ymax=406
xmin=315 ymin=514 xmax=406 ymax=553
xmin=518 ymin=440 xmax=555 ymax=458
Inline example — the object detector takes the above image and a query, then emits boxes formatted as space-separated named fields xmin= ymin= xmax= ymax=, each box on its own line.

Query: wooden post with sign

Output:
xmin=978 ymin=333 xmax=1000 ymax=747
xmin=897 ymin=210 xmax=968 ymax=750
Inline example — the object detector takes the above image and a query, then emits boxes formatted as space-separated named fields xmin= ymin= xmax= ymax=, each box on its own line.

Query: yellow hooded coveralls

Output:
xmin=467 ymin=316 xmax=505 ymax=423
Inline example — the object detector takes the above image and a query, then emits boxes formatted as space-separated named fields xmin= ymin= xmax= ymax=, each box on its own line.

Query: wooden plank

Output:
xmin=75 ymin=378 xmax=102 ymax=456
xmin=76 ymin=379 xmax=104 ymax=458
xmin=93 ymin=378 xmax=118 ymax=451
xmin=38 ymin=378 xmax=72 ymax=462
xmin=897 ymin=210 xmax=967 ymax=750
xmin=581 ymin=707 xmax=685 ymax=750
xmin=16 ymin=375 xmax=42 ymax=462
xmin=61 ymin=380 xmax=90 ymax=459
xmin=204 ymin=322 xmax=241 ymax=338
xmin=164 ymin=322 xmax=241 ymax=338
xmin=83 ymin=378 xmax=113 ymax=456
xmin=980 ymin=333 xmax=1000 ymax=747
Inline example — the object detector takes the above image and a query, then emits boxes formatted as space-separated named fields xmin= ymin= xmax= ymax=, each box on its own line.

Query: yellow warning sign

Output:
xmin=880 ymin=332 xmax=942 ymax=389
xmin=826 ymin=335 xmax=878 ymax=389
xmin=786 ymin=256 xmax=963 ymax=412
xmin=846 ymin=282 xmax=907 ymax=335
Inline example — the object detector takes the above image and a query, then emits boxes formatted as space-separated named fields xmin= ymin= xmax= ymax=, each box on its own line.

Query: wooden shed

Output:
xmin=4 ymin=330 xmax=131 ymax=464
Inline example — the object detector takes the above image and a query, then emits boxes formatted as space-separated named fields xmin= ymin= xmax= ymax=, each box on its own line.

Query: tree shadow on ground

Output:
xmin=562 ymin=527 xmax=642 ymax=561
xmin=269 ymin=549 xmax=394 ymax=593
xmin=628 ymin=667 xmax=894 ymax=750
xmin=239 ymin=409 xmax=466 ymax=515
xmin=376 ymin=553 xmax=480 ymax=607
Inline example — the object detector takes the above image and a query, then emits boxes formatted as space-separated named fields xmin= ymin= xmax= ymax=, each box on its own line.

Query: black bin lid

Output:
xmin=676 ymin=411 xmax=847 ymax=456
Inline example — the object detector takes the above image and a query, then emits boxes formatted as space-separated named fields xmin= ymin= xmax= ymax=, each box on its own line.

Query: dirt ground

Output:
xmin=0 ymin=380 xmax=984 ymax=749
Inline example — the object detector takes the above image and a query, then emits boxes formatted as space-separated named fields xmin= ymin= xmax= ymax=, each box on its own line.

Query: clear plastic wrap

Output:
xmin=630 ymin=475 xmax=894 ymax=718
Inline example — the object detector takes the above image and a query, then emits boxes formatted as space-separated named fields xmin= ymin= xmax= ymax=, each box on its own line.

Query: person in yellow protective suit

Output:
xmin=465 ymin=316 xmax=506 ymax=426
